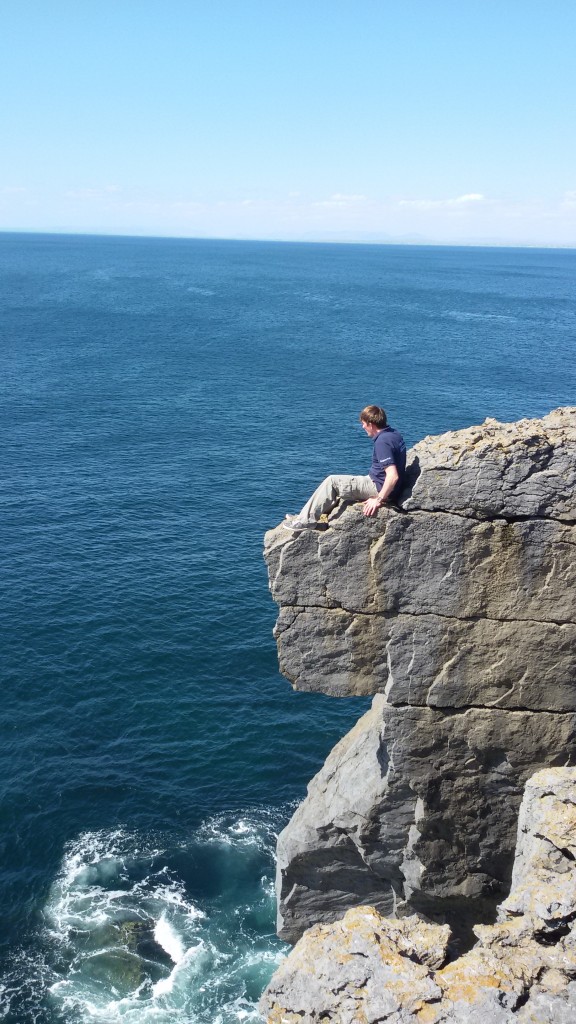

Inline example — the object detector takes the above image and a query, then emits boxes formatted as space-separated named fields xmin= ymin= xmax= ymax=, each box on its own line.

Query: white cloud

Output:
xmin=313 ymin=193 xmax=367 ymax=208
xmin=399 ymin=193 xmax=485 ymax=210
xmin=6 ymin=184 xmax=576 ymax=246
xmin=453 ymin=193 xmax=484 ymax=204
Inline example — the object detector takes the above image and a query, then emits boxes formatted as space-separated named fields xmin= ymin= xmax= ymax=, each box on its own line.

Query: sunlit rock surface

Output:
xmin=264 ymin=408 xmax=576 ymax=941
xmin=260 ymin=768 xmax=576 ymax=1024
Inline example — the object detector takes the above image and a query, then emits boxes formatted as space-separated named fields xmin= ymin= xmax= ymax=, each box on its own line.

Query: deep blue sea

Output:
xmin=1 ymin=233 xmax=575 ymax=1023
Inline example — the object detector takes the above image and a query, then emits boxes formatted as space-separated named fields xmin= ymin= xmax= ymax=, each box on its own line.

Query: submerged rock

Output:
xmin=67 ymin=915 xmax=173 ymax=995
xmin=116 ymin=917 xmax=173 ymax=966
xmin=264 ymin=408 xmax=576 ymax=941
xmin=260 ymin=768 xmax=576 ymax=1023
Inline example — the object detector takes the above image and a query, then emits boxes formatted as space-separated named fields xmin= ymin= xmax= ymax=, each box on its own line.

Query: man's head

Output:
xmin=359 ymin=405 xmax=387 ymax=433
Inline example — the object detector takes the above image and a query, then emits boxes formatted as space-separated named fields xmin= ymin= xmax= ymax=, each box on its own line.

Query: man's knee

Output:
xmin=315 ymin=474 xmax=338 ymax=493
xmin=326 ymin=474 xmax=352 ymax=495
xmin=313 ymin=474 xmax=354 ymax=504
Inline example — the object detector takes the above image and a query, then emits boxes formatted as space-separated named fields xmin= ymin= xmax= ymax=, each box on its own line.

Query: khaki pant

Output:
xmin=297 ymin=474 xmax=378 ymax=523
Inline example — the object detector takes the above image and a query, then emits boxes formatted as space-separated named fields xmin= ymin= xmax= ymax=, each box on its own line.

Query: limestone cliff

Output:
xmin=263 ymin=408 xmax=576 ymax=943
xmin=260 ymin=768 xmax=576 ymax=1024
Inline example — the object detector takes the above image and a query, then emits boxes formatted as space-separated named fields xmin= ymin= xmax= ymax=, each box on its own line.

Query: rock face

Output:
xmin=260 ymin=768 xmax=576 ymax=1023
xmin=263 ymin=408 xmax=576 ymax=942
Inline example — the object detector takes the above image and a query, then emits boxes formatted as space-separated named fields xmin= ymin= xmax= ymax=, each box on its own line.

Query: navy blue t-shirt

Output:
xmin=369 ymin=426 xmax=407 ymax=497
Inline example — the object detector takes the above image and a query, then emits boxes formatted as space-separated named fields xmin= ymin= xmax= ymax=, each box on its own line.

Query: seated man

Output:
xmin=284 ymin=405 xmax=406 ymax=532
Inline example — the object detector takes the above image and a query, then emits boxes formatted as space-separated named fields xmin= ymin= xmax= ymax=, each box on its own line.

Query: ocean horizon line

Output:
xmin=1 ymin=228 xmax=575 ymax=253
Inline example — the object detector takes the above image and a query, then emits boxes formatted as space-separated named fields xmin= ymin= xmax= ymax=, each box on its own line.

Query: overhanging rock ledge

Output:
xmin=263 ymin=407 xmax=576 ymax=943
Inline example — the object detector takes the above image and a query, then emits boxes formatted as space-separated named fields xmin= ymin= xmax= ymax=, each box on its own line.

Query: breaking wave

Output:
xmin=1 ymin=810 xmax=289 ymax=1024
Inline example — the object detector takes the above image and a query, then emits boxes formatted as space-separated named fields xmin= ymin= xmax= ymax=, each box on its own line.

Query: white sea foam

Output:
xmin=28 ymin=810 xmax=290 ymax=1022
xmin=151 ymin=940 xmax=207 ymax=998
xmin=152 ymin=882 xmax=207 ymax=919
xmin=154 ymin=914 xmax=186 ymax=964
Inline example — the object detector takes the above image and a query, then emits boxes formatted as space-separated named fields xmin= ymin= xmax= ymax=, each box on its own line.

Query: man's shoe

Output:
xmin=282 ymin=518 xmax=318 ymax=532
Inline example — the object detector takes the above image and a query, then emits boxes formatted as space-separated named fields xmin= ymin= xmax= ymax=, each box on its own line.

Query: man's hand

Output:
xmin=363 ymin=466 xmax=399 ymax=516
xmin=362 ymin=497 xmax=382 ymax=517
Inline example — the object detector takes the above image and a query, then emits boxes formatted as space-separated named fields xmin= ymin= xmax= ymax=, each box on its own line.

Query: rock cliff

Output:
xmin=263 ymin=408 xmax=576 ymax=943
xmin=260 ymin=768 xmax=576 ymax=1023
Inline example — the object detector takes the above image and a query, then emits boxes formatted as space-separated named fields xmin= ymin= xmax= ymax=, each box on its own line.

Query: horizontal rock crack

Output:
xmin=388 ymin=703 xmax=576 ymax=717
xmin=281 ymin=604 xmax=576 ymax=628
xmin=399 ymin=507 xmax=576 ymax=526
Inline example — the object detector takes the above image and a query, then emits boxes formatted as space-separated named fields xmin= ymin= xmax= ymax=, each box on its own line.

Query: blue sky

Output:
xmin=2 ymin=0 xmax=576 ymax=245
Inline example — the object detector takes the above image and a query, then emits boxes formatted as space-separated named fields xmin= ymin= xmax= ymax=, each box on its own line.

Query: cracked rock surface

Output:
xmin=263 ymin=408 xmax=576 ymax=941
xmin=260 ymin=768 xmax=576 ymax=1023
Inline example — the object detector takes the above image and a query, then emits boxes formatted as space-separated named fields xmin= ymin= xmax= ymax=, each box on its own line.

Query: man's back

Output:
xmin=369 ymin=426 xmax=406 ymax=498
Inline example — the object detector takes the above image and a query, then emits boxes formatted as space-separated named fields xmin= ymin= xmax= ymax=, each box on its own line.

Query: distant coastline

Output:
xmin=1 ymin=229 xmax=576 ymax=251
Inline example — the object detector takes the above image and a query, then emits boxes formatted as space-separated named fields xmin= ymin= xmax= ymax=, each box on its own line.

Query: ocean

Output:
xmin=1 ymin=233 xmax=574 ymax=1023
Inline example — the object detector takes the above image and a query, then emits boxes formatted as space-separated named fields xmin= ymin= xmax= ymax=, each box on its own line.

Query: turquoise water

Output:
xmin=1 ymin=234 xmax=575 ymax=1022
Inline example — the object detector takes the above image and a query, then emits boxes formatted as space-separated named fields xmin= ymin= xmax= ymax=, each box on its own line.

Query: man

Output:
xmin=283 ymin=405 xmax=406 ymax=532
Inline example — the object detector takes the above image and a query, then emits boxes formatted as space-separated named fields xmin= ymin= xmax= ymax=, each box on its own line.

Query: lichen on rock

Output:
xmin=260 ymin=768 xmax=576 ymax=1023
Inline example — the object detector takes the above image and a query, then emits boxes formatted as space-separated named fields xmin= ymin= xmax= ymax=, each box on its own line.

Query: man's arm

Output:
xmin=362 ymin=464 xmax=399 ymax=517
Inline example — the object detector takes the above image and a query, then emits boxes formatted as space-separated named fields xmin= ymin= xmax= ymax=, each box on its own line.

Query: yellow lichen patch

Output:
xmin=375 ymin=944 xmax=422 ymax=973
xmin=542 ymin=802 xmax=576 ymax=852
xmin=474 ymin=917 xmax=533 ymax=948
xmin=416 ymin=1002 xmax=443 ymax=1024
xmin=439 ymin=974 xmax=500 ymax=1004
xmin=265 ymin=1008 xmax=302 ymax=1024
xmin=437 ymin=951 xmax=525 ymax=1005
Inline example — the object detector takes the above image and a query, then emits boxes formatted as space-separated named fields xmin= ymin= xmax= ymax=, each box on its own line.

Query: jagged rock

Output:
xmin=499 ymin=768 xmax=576 ymax=930
xmin=260 ymin=769 xmax=576 ymax=1023
xmin=264 ymin=409 xmax=576 ymax=940
xmin=402 ymin=406 xmax=576 ymax=521
xmin=260 ymin=908 xmax=448 ymax=1024
xmin=276 ymin=697 xmax=576 ymax=943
